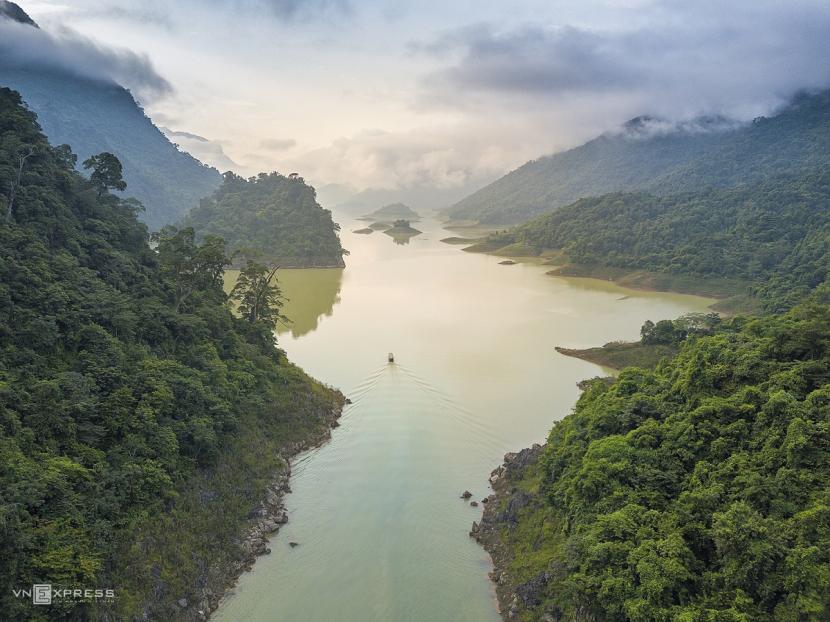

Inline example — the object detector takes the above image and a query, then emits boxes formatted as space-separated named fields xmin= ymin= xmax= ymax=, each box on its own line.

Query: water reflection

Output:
xmin=276 ymin=268 xmax=343 ymax=337
xmin=384 ymin=230 xmax=420 ymax=245
xmin=225 ymin=268 xmax=343 ymax=338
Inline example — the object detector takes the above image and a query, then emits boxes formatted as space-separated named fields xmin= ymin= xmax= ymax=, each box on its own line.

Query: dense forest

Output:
xmin=481 ymin=295 xmax=830 ymax=621
xmin=447 ymin=89 xmax=830 ymax=224
xmin=0 ymin=87 xmax=342 ymax=620
xmin=181 ymin=171 xmax=346 ymax=268
xmin=473 ymin=169 xmax=830 ymax=311
xmin=0 ymin=6 xmax=222 ymax=230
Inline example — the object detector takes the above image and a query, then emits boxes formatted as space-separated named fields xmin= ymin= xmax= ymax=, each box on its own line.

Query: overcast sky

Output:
xmin=16 ymin=0 xmax=830 ymax=200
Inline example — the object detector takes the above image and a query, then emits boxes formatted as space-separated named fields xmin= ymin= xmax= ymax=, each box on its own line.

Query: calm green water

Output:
xmin=214 ymin=216 xmax=714 ymax=622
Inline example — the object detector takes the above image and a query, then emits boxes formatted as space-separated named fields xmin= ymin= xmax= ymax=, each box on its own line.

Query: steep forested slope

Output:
xmin=448 ymin=90 xmax=830 ymax=224
xmin=475 ymin=298 xmax=830 ymax=621
xmin=474 ymin=169 xmax=830 ymax=311
xmin=0 ymin=4 xmax=222 ymax=229
xmin=0 ymin=68 xmax=222 ymax=230
xmin=181 ymin=171 xmax=346 ymax=268
xmin=0 ymin=87 xmax=341 ymax=620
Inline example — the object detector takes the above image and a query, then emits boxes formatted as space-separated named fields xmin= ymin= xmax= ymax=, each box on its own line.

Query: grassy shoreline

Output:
xmin=460 ymin=240 xmax=760 ymax=313
xmin=555 ymin=342 xmax=678 ymax=371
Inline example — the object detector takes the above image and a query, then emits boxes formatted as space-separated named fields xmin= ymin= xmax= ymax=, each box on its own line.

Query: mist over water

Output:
xmin=214 ymin=215 xmax=714 ymax=622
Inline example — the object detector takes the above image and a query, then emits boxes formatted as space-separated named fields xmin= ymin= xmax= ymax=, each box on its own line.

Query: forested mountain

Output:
xmin=0 ymin=5 xmax=222 ymax=229
xmin=0 ymin=87 xmax=342 ymax=620
xmin=473 ymin=300 xmax=830 ymax=622
xmin=447 ymin=90 xmax=830 ymax=224
xmin=181 ymin=171 xmax=346 ymax=268
xmin=472 ymin=169 xmax=830 ymax=311
xmin=475 ymin=296 xmax=830 ymax=621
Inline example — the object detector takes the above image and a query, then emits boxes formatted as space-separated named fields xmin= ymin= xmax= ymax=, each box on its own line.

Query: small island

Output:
xmin=360 ymin=202 xmax=421 ymax=222
xmin=353 ymin=227 xmax=374 ymax=234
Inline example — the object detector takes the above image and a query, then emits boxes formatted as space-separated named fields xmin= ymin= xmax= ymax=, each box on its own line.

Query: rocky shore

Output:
xmin=470 ymin=443 xmax=553 ymax=621
xmin=180 ymin=399 xmax=345 ymax=621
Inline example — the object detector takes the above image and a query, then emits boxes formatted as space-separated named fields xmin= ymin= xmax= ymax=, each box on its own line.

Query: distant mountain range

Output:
xmin=446 ymin=89 xmax=830 ymax=224
xmin=0 ymin=2 xmax=222 ymax=229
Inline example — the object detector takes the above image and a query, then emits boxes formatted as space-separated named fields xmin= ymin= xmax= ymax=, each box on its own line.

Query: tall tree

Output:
xmin=83 ymin=152 xmax=127 ymax=196
xmin=152 ymin=226 xmax=230 ymax=312
xmin=230 ymin=259 xmax=288 ymax=332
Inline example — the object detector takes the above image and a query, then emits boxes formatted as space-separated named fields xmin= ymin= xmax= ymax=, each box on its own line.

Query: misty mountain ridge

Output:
xmin=0 ymin=2 xmax=222 ymax=229
xmin=0 ymin=1 xmax=35 ymax=26
xmin=446 ymin=88 xmax=830 ymax=224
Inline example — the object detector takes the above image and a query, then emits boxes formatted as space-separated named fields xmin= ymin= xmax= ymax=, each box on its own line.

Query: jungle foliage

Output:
xmin=482 ymin=169 xmax=830 ymax=311
xmin=0 ymin=87 xmax=340 ymax=620
xmin=180 ymin=171 xmax=346 ymax=268
xmin=503 ymin=296 xmax=830 ymax=621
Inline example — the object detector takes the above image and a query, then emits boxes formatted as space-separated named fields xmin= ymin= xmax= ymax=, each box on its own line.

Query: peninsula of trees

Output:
xmin=469 ymin=168 xmax=830 ymax=311
xmin=181 ymin=171 xmax=346 ymax=268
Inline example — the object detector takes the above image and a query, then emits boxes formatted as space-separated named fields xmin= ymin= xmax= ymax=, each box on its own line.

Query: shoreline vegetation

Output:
xmin=458 ymin=236 xmax=739 ymax=312
xmin=472 ymin=300 xmax=830 ymax=621
xmin=0 ymin=87 xmax=349 ymax=621
xmin=555 ymin=342 xmax=677 ymax=371
xmin=206 ymin=396 xmax=345 ymax=620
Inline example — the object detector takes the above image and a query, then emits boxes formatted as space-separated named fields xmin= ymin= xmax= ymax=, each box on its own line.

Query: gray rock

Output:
xmin=470 ymin=501 xmax=479 ymax=507
xmin=177 ymin=598 xmax=188 ymax=608
xmin=461 ymin=490 xmax=472 ymax=499
xmin=516 ymin=571 xmax=551 ymax=607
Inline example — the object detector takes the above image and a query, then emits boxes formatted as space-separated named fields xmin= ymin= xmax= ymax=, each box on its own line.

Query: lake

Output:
xmin=214 ymin=215 xmax=714 ymax=622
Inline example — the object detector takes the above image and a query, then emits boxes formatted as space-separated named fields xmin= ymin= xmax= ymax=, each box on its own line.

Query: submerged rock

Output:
xmin=461 ymin=490 xmax=472 ymax=499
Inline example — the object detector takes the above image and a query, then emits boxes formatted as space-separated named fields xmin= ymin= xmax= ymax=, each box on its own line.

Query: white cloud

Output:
xmin=0 ymin=17 xmax=171 ymax=102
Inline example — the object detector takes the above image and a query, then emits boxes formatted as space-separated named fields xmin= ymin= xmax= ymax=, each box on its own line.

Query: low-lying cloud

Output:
xmin=0 ymin=18 xmax=171 ymax=102
xmin=160 ymin=127 xmax=240 ymax=171
xmin=260 ymin=137 xmax=297 ymax=151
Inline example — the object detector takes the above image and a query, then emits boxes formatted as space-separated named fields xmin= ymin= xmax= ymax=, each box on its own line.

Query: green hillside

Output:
xmin=476 ymin=298 xmax=830 ymax=621
xmin=181 ymin=171 xmax=346 ymax=268
xmin=0 ymin=87 xmax=342 ymax=620
xmin=448 ymin=90 xmax=830 ymax=224
xmin=0 ymin=67 xmax=222 ymax=230
xmin=473 ymin=169 xmax=830 ymax=311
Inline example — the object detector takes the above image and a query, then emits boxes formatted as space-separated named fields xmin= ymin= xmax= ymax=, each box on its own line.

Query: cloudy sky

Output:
xmin=15 ymin=0 xmax=830 ymax=204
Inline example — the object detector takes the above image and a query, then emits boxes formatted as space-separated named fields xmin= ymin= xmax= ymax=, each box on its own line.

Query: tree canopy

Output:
xmin=0 ymin=86 xmax=340 ymax=620
xmin=180 ymin=171 xmax=346 ymax=268
xmin=479 ymin=169 xmax=830 ymax=311
xmin=497 ymin=295 xmax=830 ymax=621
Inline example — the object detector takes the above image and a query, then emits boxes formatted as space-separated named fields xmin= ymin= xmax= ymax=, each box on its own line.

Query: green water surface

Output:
xmin=214 ymin=215 xmax=714 ymax=622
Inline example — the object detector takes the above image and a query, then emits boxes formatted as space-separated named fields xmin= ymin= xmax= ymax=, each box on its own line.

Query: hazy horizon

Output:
xmin=8 ymin=0 xmax=830 ymax=205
